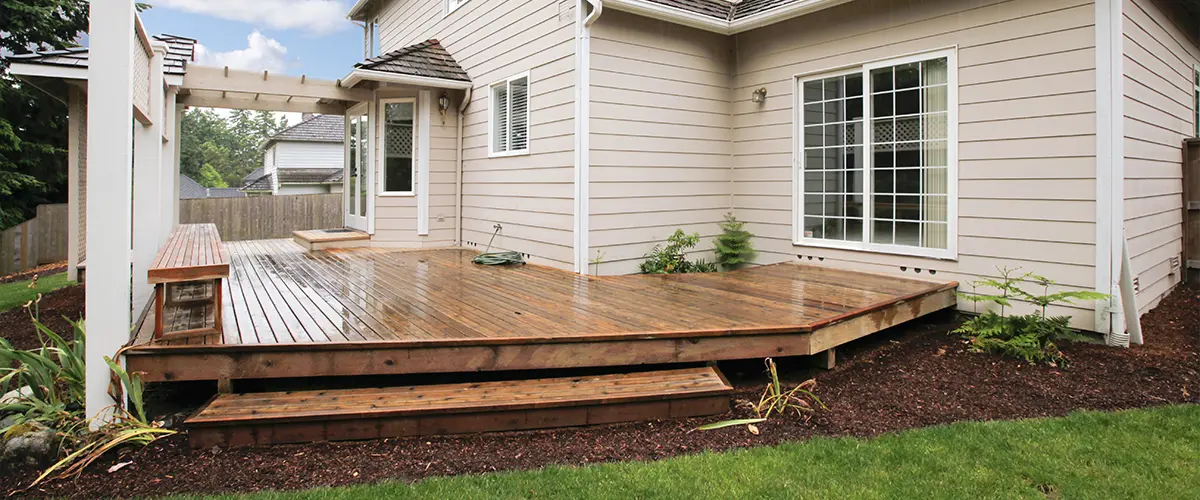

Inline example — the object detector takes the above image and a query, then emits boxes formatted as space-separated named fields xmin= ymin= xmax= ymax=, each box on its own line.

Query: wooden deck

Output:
xmin=185 ymin=366 xmax=733 ymax=447
xmin=126 ymin=239 xmax=957 ymax=382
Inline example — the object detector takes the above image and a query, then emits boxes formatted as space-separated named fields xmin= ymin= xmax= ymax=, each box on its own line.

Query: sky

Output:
xmin=139 ymin=0 xmax=364 ymax=123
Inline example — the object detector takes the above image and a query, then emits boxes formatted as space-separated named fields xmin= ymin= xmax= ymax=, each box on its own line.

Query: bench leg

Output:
xmin=213 ymin=278 xmax=224 ymax=335
xmin=153 ymin=284 xmax=165 ymax=340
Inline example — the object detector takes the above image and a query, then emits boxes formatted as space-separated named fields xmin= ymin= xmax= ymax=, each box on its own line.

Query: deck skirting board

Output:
xmin=127 ymin=288 xmax=955 ymax=382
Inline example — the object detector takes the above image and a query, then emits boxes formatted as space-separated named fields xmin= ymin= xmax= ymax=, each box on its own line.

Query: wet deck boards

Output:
xmin=185 ymin=367 xmax=734 ymax=448
xmin=127 ymin=240 xmax=957 ymax=381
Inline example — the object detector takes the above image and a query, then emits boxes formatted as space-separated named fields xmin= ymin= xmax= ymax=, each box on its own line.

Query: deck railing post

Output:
xmin=85 ymin=0 xmax=137 ymax=427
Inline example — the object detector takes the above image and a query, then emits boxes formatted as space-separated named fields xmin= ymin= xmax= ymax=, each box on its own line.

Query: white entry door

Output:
xmin=345 ymin=103 xmax=371 ymax=232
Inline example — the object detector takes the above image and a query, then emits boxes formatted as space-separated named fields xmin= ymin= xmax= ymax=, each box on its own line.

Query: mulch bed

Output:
xmin=1 ymin=283 xmax=1197 ymax=498
xmin=0 ymin=262 xmax=68 ymax=286
xmin=0 ymin=284 xmax=83 ymax=351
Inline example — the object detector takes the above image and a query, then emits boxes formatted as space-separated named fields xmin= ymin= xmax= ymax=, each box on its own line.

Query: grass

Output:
xmin=180 ymin=405 xmax=1200 ymax=500
xmin=0 ymin=272 xmax=73 ymax=312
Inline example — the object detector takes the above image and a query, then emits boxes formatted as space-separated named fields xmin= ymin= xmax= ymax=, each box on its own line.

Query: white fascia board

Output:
xmin=346 ymin=0 xmax=373 ymax=20
xmin=605 ymin=0 xmax=853 ymax=35
xmin=164 ymin=74 xmax=183 ymax=87
xmin=8 ymin=62 xmax=88 ymax=81
xmin=341 ymin=68 xmax=473 ymax=90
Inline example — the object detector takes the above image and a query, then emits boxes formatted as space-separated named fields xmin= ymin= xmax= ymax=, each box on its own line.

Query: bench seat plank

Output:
xmin=149 ymin=224 xmax=230 ymax=284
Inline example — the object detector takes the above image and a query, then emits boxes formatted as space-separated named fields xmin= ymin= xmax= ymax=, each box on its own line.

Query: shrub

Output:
xmin=955 ymin=266 xmax=1109 ymax=366
xmin=713 ymin=212 xmax=756 ymax=271
xmin=639 ymin=229 xmax=718 ymax=274
xmin=1 ymin=312 xmax=175 ymax=490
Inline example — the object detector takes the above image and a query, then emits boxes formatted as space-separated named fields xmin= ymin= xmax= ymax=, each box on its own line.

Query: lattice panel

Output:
xmin=386 ymin=125 xmax=413 ymax=157
xmin=132 ymin=44 xmax=150 ymax=112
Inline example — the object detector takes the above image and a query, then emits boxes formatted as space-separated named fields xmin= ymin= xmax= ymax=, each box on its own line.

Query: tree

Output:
xmin=713 ymin=212 xmax=757 ymax=271
xmin=0 ymin=0 xmax=89 ymax=228
xmin=179 ymin=109 xmax=288 ymax=188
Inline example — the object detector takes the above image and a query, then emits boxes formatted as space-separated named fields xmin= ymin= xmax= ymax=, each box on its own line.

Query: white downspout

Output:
xmin=574 ymin=0 xmax=602 ymax=273
xmin=456 ymin=87 xmax=473 ymax=246
xmin=1116 ymin=237 xmax=1144 ymax=345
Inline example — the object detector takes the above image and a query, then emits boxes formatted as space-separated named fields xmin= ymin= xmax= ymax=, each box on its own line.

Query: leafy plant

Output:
xmin=639 ymin=229 xmax=718 ymax=274
xmin=713 ymin=212 xmax=756 ymax=271
xmin=1 ymin=315 xmax=175 ymax=490
xmin=955 ymin=266 xmax=1109 ymax=366
xmin=590 ymin=249 xmax=606 ymax=275
xmin=699 ymin=358 xmax=825 ymax=432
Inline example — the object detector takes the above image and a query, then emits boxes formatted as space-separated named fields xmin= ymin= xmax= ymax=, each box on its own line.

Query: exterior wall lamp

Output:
xmin=751 ymin=87 xmax=767 ymax=104
xmin=438 ymin=92 xmax=450 ymax=123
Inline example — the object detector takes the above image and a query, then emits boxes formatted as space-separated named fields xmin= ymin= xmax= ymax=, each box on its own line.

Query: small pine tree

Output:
xmin=713 ymin=212 xmax=756 ymax=271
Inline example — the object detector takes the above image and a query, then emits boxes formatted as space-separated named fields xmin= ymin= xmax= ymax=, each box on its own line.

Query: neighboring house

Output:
xmin=241 ymin=114 xmax=346 ymax=196
xmin=180 ymin=174 xmax=246 ymax=199
xmin=333 ymin=0 xmax=1200 ymax=336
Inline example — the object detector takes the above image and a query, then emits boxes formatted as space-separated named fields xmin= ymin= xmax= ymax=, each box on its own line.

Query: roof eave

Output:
xmin=342 ymin=68 xmax=473 ymax=90
xmin=7 ymin=62 xmax=88 ymax=81
xmin=346 ymin=0 xmax=374 ymax=21
xmin=605 ymin=0 xmax=855 ymax=35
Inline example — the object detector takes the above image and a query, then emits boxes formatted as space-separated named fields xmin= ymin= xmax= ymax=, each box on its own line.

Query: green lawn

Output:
xmin=0 ymin=272 xmax=74 ymax=312
xmin=185 ymin=405 xmax=1200 ymax=500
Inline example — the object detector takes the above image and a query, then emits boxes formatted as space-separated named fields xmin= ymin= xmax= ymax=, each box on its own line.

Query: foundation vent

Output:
xmin=1170 ymin=256 xmax=1182 ymax=275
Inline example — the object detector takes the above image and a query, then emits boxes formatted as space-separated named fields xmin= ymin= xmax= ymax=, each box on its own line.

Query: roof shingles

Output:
xmin=355 ymin=40 xmax=470 ymax=82
xmin=5 ymin=34 xmax=196 ymax=75
xmin=266 ymin=115 xmax=344 ymax=146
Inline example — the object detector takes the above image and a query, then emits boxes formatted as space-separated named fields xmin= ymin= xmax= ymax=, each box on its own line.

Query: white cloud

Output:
xmin=156 ymin=0 xmax=348 ymax=34
xmin=194 ymin=32 xmax=290 ymax=73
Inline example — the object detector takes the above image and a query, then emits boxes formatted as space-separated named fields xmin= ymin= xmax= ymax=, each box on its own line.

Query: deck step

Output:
xmin=185 ymin=367 xmax=734 ymax=448
xmin=292 ymin=228 xmax=370 ymax=251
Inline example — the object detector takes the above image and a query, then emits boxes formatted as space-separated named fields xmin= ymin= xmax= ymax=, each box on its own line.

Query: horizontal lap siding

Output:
xmin=589 ymin=10 xmax=734 ymax=274
xmin=731 ymin=0 xmax=1101 ymax=329
xmin=275 ymin=142 xmax=343 ymax=170
xmin=374 ymin=0 xmax=577 ymax=266
xmin=1122 ymin=0 xmax=1194 ymax=314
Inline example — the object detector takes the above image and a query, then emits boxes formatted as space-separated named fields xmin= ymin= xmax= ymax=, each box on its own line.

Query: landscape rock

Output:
xmin=0 ymin=386 xmax=32 ymax=405
xmin=0 ymin=428 xmax=59 ymax=468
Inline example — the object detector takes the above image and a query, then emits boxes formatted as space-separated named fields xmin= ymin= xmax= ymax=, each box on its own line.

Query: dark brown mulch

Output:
xmin=0 ymin=284 xmax=83 ymax=351
xmin=2 ymin=284 xmax=1197 ymax=499
xmin=0 ymin=262 xmax=68 ymax=286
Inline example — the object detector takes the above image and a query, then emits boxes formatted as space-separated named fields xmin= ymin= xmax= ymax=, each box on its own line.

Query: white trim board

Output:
xmin=1094 ymin=0 xmax=1125 ymax=335
xmin=604 ymin=0 xmax=853 ymax=35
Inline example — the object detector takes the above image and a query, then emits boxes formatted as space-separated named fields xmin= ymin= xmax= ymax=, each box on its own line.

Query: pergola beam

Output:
xmin=178 ymin=94 xmax=348 ymax=114
xmin=182 ymin=65 xmax=371 ymax=102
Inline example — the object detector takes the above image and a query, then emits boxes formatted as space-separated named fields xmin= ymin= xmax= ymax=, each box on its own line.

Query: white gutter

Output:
xmin=345 ymin=0 xmax=373 ymax=21
xmin=603 ymin=0 xmax=853 ymax=35
xmin=341 ymin=68 xmax=473 ymax=90
xmin=574 ymin=0 xmax=602 ymax=274
xmin=456 ymin=87 xmax=474 ymax=246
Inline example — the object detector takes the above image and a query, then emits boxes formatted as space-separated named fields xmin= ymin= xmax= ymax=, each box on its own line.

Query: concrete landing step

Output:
xmin=185 ymin=366 xmax=734 ymax=448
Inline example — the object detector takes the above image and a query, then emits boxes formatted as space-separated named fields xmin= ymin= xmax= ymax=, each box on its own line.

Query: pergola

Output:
xmin=9 ymin=3 xmax=370 ymax=423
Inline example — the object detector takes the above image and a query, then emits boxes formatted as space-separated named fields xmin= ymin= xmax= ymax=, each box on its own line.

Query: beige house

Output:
xmin=339 ymin=0 xmax=1199 ymax=335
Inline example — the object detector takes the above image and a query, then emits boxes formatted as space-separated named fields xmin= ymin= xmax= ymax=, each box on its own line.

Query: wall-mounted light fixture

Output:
xmin=437 ymin=92 xmax=450 ymax=123
xmin=751 ymin=87 xmax=767 ymax=104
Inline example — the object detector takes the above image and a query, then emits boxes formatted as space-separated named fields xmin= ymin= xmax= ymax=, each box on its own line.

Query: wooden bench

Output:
xmin=148 ymin=224 xmax=230 ymax=340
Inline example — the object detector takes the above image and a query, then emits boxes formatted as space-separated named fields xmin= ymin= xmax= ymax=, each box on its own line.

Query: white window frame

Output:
xmin=792 ymin=47 xmax=958 ymax=261
xmin=447 ymin=0 xmax=469 ymax=15
xmin=378 ymin=97 xmax=417 ymax=197
xmin=488 ymin=71 xmax=531 ymax=158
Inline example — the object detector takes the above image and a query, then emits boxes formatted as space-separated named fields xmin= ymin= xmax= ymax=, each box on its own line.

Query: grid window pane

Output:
xmin=798 ymin=74 xmax=865 ymax=243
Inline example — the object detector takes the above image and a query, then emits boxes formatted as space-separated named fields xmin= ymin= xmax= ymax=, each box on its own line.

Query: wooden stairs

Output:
xmin=185 ymin=367 xmax=735 ymax=448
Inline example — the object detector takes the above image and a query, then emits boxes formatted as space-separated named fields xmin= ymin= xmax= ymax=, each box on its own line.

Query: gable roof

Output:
xmin=266 ymin=114 xmax=345 ymax=147
xmin=5 ymin=34 xmax=196 ymax=76
xmin=354 ymin=40 xmax=471 ymax=83
xmin=240 ymin=168 xmax=343 ymax=192
xmin=181 ymin=174 xmax=247 ymax=199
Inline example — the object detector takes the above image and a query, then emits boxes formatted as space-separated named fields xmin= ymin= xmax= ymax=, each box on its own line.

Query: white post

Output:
xmin=66 ymin=87 xmax=82 ymax=282
xmin=173 ymin=104 xmax=184 ymax=224
xmin=85 ymin=0 xmax=136 ymax=425
xmin=132 ymin=42 xmax=166 ymax=314
xmin=162 ymin=88 xmax=178 ymax=239
xmin=417 ymin=89 xmax=431 ymax=236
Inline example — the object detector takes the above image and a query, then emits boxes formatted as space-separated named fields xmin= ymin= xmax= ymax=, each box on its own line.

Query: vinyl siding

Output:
xmin=1121 ymin=0 xmax=1194 ymax=314
xmin=588 ymin=10 xmax=734 ymax=274
xmin=371 ymin=88 xmax=460 ymax=247
xmin=274 ymin=141 xmax=343 ymax=170
xmin=372 ymin=0 xmax=578 ymax=268
xmin=730 ymin=0 xmax=1101 ymax=328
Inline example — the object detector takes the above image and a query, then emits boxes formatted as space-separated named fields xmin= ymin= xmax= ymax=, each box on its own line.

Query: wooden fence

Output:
xmin=0 ymin=204 xmax=69 ymax=275
xmin=179 ymin=193 xmax=343 ymax=241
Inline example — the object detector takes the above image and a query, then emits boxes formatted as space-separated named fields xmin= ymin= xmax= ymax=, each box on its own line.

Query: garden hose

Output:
xmin=472 ymin=224 xmax=525 ymax=266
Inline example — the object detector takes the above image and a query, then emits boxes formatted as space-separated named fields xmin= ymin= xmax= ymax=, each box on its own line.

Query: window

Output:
xmin=490 ymin=73 xmax=530 ymax=156
xmin=797 ymin=50 xmax=955 ymax=259
xmin=447 ymin=0 xmax=469 ymax=14
xmin=382 ymin=100 xmax=415 ymax=194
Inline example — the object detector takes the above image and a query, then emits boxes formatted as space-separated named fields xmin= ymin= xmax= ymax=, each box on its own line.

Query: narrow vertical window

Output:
xmin=490 ymin=73 xmax=530 ymax=156
xmin=382 ymin=101 xmax=415 ymax=194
